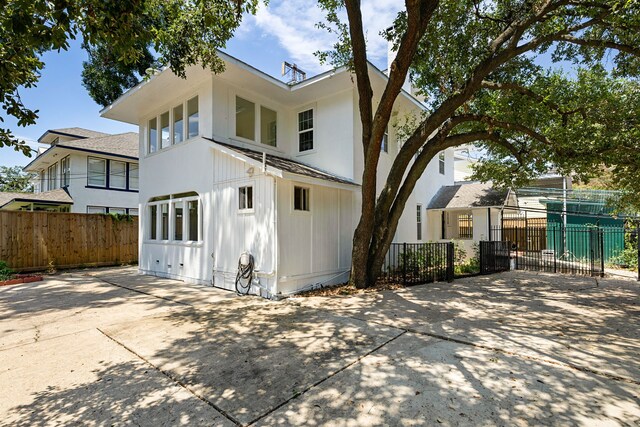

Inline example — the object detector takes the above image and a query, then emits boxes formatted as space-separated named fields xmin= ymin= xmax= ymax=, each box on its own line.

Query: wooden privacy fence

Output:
xmin=0 ymin=211 xmax=138 ymax=272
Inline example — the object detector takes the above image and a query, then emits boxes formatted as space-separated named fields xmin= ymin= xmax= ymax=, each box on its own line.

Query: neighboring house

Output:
xmin=100 ymin=51 xmax=455 ymax=296
xmin=426 ymin=182 xmax=516 ymax=256
xmin=0 ymin=128 xmax=139 ymax=214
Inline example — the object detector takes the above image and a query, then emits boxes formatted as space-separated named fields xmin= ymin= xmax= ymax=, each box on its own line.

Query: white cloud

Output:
xmin=250 ymin=0 xmax=403 ymax=74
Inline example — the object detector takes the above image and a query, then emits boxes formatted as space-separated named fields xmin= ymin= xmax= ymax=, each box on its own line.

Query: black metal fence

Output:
xmin=479 ymin=241 xmax=511 ymax=274
xmin=488 ymin=224 xmax=639 ymax=278
xmin=382 ymin=242 xmax=454 ymax=286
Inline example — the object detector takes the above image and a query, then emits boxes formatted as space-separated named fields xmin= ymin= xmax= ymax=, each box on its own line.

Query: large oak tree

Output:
xmin=316 ymin=0 xmax=640 ymax=288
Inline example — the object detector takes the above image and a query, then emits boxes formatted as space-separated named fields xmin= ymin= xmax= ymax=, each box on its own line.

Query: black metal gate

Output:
xmin=479 ymin=241 xmax=511 ymax=274
xmin=382 ymin=242 xmax=454 ymax=286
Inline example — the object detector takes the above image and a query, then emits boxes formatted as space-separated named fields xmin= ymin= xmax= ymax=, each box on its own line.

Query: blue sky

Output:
xmin=1 ymin=1 xmax=400 ymax=168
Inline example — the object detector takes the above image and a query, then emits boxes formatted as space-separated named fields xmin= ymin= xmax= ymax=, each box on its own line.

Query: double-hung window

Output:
xmin=439 ymin=151 xmax=445 ymax=175
xmin=298 ymin=109 xmax=314 ymax=152
xmin=129 ymin=164 xmax=139 ymax=190
xmin=87 ymin=157 xmax=107 ymax=187
xmin=47 ymin=163 xmax=58 ymax=190
xmin=416 ymin=204 xmax=423 ymax=241
xmin=110 ymin=160 xmax=127 ymax=189
xmin=60 ymin=156 xmax=70 ymax=187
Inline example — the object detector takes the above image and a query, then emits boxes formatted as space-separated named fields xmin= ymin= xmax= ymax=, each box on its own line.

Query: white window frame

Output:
xmin=87 ymin=206 xmax=107 ymax=214
xmin=109 ymin=207 xmax=126 ymax=215
xmin=293 ymin=185 xmax=310 ymax=212
xmin=439 ymin=151 xmax=445 ymax=175
xmin=146 ymin=94 xmax=199 ymax=157
xmin=47 ymin=163 xmax=58 ymax=191
xmin=129 ymin=163 xmax=139 ymax=190
xmin=146 ymin=192 xmax=201 ymax=244
xmin=60 ymin=156 xmax=70 ymax=187
xmin=297 ymin=108 xmax=314 ymax=153
xmin=416 ymin=204 xmax=423 ymax=241
xmin=238 ymin=185 xmax=254 ymax=213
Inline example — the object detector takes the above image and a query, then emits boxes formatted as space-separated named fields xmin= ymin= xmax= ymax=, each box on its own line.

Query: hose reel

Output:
xmin=235 ymin=251 xmax=254 ymax=295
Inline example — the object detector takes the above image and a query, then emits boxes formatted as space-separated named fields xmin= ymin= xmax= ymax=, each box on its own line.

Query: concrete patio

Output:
xmin=1 ymin=267 xmax=638 ymax=426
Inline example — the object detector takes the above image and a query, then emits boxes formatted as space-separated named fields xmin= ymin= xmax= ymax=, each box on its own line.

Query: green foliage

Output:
xmin=454 ymin=241 xmax=480 ymax=276
xmin=0 ymin=261 xmax=13 ymax=281
xmin=0 ymin=166 xmax=34 ymax=192
xmin=0 ymin=0 xmax=259 ymax=153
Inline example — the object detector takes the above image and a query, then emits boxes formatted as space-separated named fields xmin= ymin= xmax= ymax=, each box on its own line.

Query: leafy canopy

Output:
xmin=0 ymin=165 xmax=35 ymax=192
xmin=0 ymin=0 xmax=258 ymax=156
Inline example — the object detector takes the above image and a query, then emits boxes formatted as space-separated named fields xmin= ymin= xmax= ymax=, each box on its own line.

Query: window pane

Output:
xmin=160 ymin=111 xmax=170 ymax=148
xmin=110 ymin=208 xmax=126 ymax=215
xmin=260 ymin=106 xmax=277 ymax=146
xmin=87 ymin=206 xmax=106 ymax=214
xmin=174 ymin=202 xmax=183 ymax=241
xmin=247 ymin=186 xmax=253 ymax=209
xmin=187 ymin=96 xmax=199 ymax=139
xmin=129 ymin=163 xmax=139 ymax=190
xmin=236 ymin=96 xmax=255 ymax=140
xmin=88 ymin=158 xmax=106 ymax=187
xmin=188 ymin=200 xmax=198 ymax=241
xmin=294 ymin=187 xmax=309 ymax=211
xmin=458 ymin=214 xmax=473 ymax=239
xmin=299 ymin=130 xmax=313 ymax=152
xmin=129 ymin=208 xmax=139 ymax=216
xmin=298 ymin=109 xmax=313 ymax=131
xmin=148 ymin=118 xmax=157 ymax=153
xmin=161 ymin=204 xmax=169 ymax=240
xmin=61 ymin=157 xmax=70 ymax=186
xmin=239 ymin=186 xmax=253 ymax=210
xmin=439 ymin=151 xmax=445 ymax=175
xmin=110 ymin=160 xmax=126 ymax=189
xmin=48 ymin=164 xmax=57 ymax=190
xmin=149 ymin=205 xmax=157 ymax=239
xmin=173 ymin=104 xmax=184 ymax=144
xmin=416 ymin=205 xmax=422 ymax=240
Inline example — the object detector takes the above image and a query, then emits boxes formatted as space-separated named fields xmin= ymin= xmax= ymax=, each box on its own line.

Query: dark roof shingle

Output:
xmin=428 ymin=182 xmax=508 ymax=209
xmin=0 ymin=189 xmax=73 ymax=208
xmin=208 ymin=138 xmax=358 ymax=186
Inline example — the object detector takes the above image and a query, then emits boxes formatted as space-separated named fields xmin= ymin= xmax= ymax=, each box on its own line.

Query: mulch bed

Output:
xmin=296 ymin=280 xmax=404 ymax=297
xmin=0 ymin=275 xmax=44 ymax=287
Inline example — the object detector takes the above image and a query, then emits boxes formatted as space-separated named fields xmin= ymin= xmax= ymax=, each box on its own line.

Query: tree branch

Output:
xmin=554 ymin=35 xmax=640 ymax=57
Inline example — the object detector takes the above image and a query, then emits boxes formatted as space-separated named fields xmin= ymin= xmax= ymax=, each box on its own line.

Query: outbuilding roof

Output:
xmin=428 ymin=182 xmax=508 ymax=209
xmin=0 ymin=189 xmax=73 ymax=209
xmin=206 ymin=138 xmax=359 ymax=187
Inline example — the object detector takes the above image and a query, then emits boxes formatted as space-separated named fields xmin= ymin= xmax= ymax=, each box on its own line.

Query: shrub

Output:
xmin=0 ymin=261 xmax=13 ymax=281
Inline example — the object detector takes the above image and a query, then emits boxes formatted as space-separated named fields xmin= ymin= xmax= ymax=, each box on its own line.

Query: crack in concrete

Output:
xmin=92 ymin=276 xmax=194 ymax=307
xmin=246 ymin=329 xmax=407 ymax=426
xmin=96 ymin=327 xmax=243 ymax=427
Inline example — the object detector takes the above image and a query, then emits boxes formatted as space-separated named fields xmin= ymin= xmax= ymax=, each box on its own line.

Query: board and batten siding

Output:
xmin=211 ymin=149 xmax=277 ymax=294
xmin=276 ymin=180 xmax=354 ymax=294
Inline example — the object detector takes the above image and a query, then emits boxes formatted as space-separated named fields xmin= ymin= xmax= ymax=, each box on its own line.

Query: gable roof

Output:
xmin=56 ymin=132 xmax=139 ymax=158
xmin=428 ymin=182 xmax=508 ymax=209
xmin=206 ymin=138 xmax=358 ymax=187
xmin=39 ymin=127 xmax=110 ymax=142
xmin=0 ymin=189 xmax=73 ymax=209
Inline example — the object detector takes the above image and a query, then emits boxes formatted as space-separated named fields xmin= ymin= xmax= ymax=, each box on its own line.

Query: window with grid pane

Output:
xmin=458 ymin=213 xmax=473 ymax=239
xmin=439 ymin=151 xmax=445 ymax=175
xmin=298 ymin=109 xmax=314 ymax=152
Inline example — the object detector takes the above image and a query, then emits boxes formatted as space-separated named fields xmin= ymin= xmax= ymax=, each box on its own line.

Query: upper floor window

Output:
xmin=39 ymin=171 xmax=45 ymax=192
xmin=239 ymin=186 xmax=253 ymax=211
xmin=47 ymin=163 xmax=58 ymax=190
xmin=294 ymin=186 xmax=310 ymax=211
xmin=173 ymin=104 xmax=184 ymax=144
xmin=110 ymin=160 xmax=127 ymax=189
xmin=236 ymin=96 xmax=255 ymax=141
xmin=298 ymin=109 xmax=314 ymax=152
xmin=88 ymin=157 xmax=107 ymax=187
xmin=60 ymin=156 xmax=70 ymax=187
xmin=439 ymin=151 xmax=445 ymax=175
xmin=381 ymin=126 xmax=389 ymax=153
xmin=187 ymin=96 xmax=199 ymax=139
xmin=147 ymin=96 xmax=198 ymax=154
xmin=261 ymin=106 xmax=277 ymax=147
xmin=160 ymin=111 xmax=170 ymax=149
xmin=148 ymin=118 xmax=158 ymax=154
xmin=129 ymin=164 xmax=139 ymax=190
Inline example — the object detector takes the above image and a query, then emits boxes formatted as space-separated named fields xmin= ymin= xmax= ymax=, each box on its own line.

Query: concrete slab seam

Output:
xmin=346 ymin=315 xmax=640 ymax=386
xmin=96 ymin=327 xmax=242 ymax=427
xmin=246 ymin=329 xmax=407 ymax=427
xmin=91 ymin=277 xmax=194 ymax=307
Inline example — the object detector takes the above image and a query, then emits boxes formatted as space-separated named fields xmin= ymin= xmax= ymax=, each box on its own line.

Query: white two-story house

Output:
xmin=100 ymin=52 xmax=455 ymax=297
xmin=0 ymin=128 xmax=140 ymax=214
